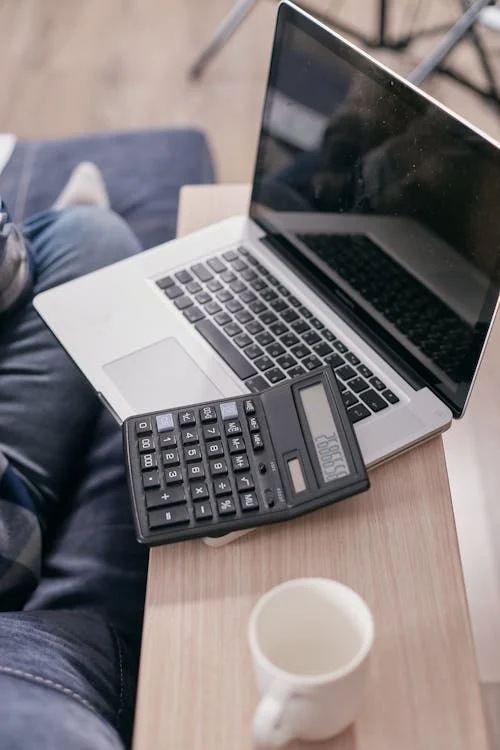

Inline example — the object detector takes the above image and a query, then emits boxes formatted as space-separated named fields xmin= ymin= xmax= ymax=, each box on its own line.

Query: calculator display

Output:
xmin=300 ymin=383 xmax=350 ymax=483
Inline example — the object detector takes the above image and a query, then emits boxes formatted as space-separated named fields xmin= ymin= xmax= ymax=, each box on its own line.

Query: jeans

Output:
xmin=0 ymin=206 xmax=149 ymax=749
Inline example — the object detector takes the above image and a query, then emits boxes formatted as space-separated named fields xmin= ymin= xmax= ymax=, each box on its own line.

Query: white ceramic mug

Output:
xmin=248 ymin=578 xmax=374 ymax=747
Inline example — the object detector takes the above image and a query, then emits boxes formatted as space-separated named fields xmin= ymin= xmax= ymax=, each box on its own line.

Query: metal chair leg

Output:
xmin=189 ymin=0 xmax=260 ymax=80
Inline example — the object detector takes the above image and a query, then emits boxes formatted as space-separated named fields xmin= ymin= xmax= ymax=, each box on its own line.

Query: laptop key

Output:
xmin=383 ymin=389 xmax=400 ymax=404
xmin=313 ymin=342 xmax=332 ymax=358
xmin=299 ymin=306 xmax=312 ymax=319
xmin=191 ymin=263 xmax=213 ymax=282
xmin=347 ymin=404 xmax=371 ymax=424
xmin=310 ymin=317 xmax=324 ymax=330
xmin=336 ymin=365 xmax=357 ymax=381
xmin=234 ymin=333 xmax=252 ymax=348
xmin=291 ymin=320 xmax=309 ymax=334
xmin=349 ymin=377 xmax=370 ymax=393
xmin=214 ymin=311 xmax=231 ymax=326
xmin=217 ymin=289 xmax=233 ymax=303
xmin=261 ymin=288 xmax=278 ymax=302
xmin=250 ymin=299 xmax=266 ymax=315
xmin=245 ymin=375 xmax=269 ymax=393
xmin=230 ymin=280 xmax=246 ymax=294
xmin=246 ymin=320 xmax=264 ymax=335
xmin=270 ymin=299 xmax=287 ymax=313
xmin=240 ymin=289 xmax=256 ymax=304
xmin=281 ymin=308 xmax=299 ymax=323
xmin=223 ymin=250 xmax=238 ymax=262
xmin=323 ymin=330 xmax=336 ymax=342
xmin=165 ymin=284 xmax=183 ymax=300
xmin=195 ymin=292 xmax=211 ymax=305
xmin=256 ymin=331 xmax=274 ymax=347
xmin=208 ymin=258 xmax=226 ymax=273
xmin=156 ymin=275 xmax=175 ymax=289
xmin=342 ymin=391 xmax=359 ymax=408
xmin=303 ymin=330 xmax=321 ymax=346
xmin=175 ymin=295 xmax=193 ymax=310
xmin=260 ymin=311 xmax=277 ymax=326
xmin=303 ymin=355 xmax=322 ymax=371
xmin=242 ymin=268 xmax=258 ymax=282
xmin=360 ymin=389 xmax=389 ymax=412
xmin=184 ymin=306 xmax=205 ymax=324
xmin=291 ymin=344 xmax=310 ymax=359
xmin=269 ymin=321 xmax=288 ymax=337
xmin=205 ymin=301 xmax=222 ymax=316
xmin=288 ymin=365 xmax=306 ymax=378
xmin=346 ymin=352 xmax=360 ymax=366
xmin=221 ymin=270 xmax=236 ymax=284
xmin=333 ymin=340 xmax=349 ymax=354
xmin=224 ymin=322 xmax=242 ymax=338
xmin=266 ymin=368 xmax=286 ymax=384
xmin=255 ymin=355 xmax=274 ymax=372
xmin=266 ymin=342 xmax=285 ymax=358
xmin=226 ymin=299 xmax=243 ymax=313
xmin=194 ymin=319 xmax=257 ymax=381
xmin=232 ymin=259 xmax=248 ymax=273
xmin=207 ymin=279 xmax=223 ymax=293
xmin=281 ymin=331 xmax=299 ymax=347
xmin=288 ymin=296 xmax=300 ymax=308
xmin=276 ymin=354 xmax=297 ymax=370
xmin=244 ymin=344 xmax=264 ymax=360
xmin=187 ymin=281 xmax=202 ymax=295
xmin=358 ymin=364 xmax=373 ymax=378
xmin=370 ymin=376 xmax=386 ymax=391
xmin=236 ymin=310 xmax=252 ymax=325
xmin=175 ymin=269 xmax=193 ymax=285
xmin=325 ymin=353 xmax=345 ymax=369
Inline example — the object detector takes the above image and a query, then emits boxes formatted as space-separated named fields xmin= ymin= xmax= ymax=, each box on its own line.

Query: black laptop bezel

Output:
xmin=249 ymin=0 xmax=500 ymax=419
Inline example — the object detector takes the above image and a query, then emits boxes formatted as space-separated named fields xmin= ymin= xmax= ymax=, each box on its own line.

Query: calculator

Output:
xmin=123 ymin=365 xmax=369 ymax=546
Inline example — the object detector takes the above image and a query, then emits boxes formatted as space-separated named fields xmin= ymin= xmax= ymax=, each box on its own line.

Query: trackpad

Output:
xmin=104 ymin=338 xmax=223 ymax=414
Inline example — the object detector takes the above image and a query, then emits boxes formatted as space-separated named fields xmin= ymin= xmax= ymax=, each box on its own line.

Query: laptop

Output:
xmin=34 ymin=0 xmax=500 ymax=473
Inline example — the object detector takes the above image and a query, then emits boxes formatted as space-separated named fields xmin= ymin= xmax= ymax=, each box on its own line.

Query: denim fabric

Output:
xmin=0 ymin=206 xmax=149 ymax=749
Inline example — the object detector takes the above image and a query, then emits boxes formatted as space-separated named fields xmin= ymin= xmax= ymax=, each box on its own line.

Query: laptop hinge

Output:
xmin=260 ymin=234 xmax=425 ymax=392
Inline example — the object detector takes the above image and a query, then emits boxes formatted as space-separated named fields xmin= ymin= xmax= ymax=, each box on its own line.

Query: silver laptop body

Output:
xmin=34 ymin=1 xmax=500 ymax=471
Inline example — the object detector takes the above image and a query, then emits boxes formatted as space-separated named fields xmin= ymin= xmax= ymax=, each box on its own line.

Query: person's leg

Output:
xmin=0 ymin=206 xmax=142 ymax=531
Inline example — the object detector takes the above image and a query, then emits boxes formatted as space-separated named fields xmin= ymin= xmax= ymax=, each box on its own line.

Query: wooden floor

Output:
xmin=1 ymin=0 xmax=499 ymax=745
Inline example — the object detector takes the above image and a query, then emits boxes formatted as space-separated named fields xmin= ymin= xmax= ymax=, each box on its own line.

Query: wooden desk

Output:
xmin=133 ymin=185 xmax=489 ymax=750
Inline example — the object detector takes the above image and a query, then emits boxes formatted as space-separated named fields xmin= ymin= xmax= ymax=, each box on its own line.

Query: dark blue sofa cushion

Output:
xmin=0 ymin=128 xmax=215 ymax=249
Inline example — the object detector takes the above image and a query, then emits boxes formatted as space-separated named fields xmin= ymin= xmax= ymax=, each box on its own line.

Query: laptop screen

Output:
xmin=249 ymin=2 xmax=500 ymax=417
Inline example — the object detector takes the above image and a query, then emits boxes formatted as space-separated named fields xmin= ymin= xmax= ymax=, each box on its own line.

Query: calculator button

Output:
xmin=247 ymin=416 xmax=259 ymax=432
xmin=210 ymin=459 xmax=228 ymax=476
xmin=265 ymin=489 xmax=275 ymax=507
xmin=220 ymin=401 xmax=239 ymax=420
xmin=165 ymin=467 xmax=183 ymax=484
xmin=225 ymin=420 xmax=242 ymax=436
xmin=140 ymin=453 xmax=158 ymax=471
xmin=159 ymin=433 xmax=177 ymax=449
xmin=142 ymin=471 xmax=160 ymax=490
xmin=232 ymin=454 xmax=250 ymax=472
xmin=251 ymin=433 xmax=264 ymax=451
xmin=240 ymin=492 xmax=259 ymax=511
xmin=138 ymin=437 xmax=155 ymax=453
xmin=244 ymin=399 xmax=256 ymax=415
xmin=217 ymin=497 xmax=237 ymax=515
xmin=182 ymin=429 xmax=199 ymax=445
xmin=228 ymin=436 xmax=245 ymax=454
xmin=155 ymin=413 xmax=174 ymax=433
xmin=214 ymin=478 xmax=232 ymax=497
xmin=146 ymin=487 xmax=186 ymax=510
xmin=179 ymin=410 xmax=196 ymax=427
xmin=203 ymin=424 xmax=221 ymax=441
xmin=187 ymin=463 xmax=205 ymax=481
xmin=163 ymin=449 xmax=180 ymax=466
xmin=194 ymin=502 xmax=213 ymax=521
xmin=135 ymin=418 xmax=153 ymax=436
xmin=206 ymin=440 xmax=224 ymax=458
xmin=200 ymin=405 xmax=217 ymax=423
xmin=236 ymin=473 xmax=254 ymax=492
xmin=191 ymin=481 xmax=209 ymax=501
xmin=184 ymin=446 xmax=202 ymax=462
xmin=148 ymin=505 xmax=190 ymax=530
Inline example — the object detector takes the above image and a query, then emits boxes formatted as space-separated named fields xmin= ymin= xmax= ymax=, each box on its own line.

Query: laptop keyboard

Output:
xmin=299 ymin=233 xmax=473 ymax=379
xmin=155 ymin=247 xmax=400 ymax=425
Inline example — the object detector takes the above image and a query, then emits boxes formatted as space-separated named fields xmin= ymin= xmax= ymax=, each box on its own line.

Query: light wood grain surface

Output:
xmin=132 ymin=185 xmax=489 ymax=750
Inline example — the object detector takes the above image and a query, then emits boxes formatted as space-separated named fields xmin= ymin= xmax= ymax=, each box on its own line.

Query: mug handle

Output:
xmin=252 ymin=685 xmax=307 ymax=748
